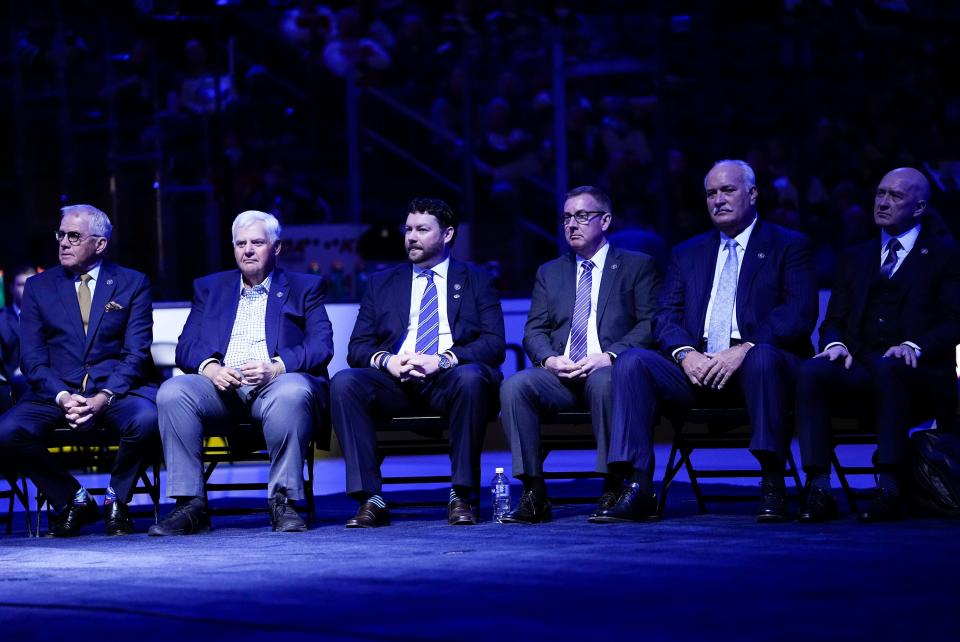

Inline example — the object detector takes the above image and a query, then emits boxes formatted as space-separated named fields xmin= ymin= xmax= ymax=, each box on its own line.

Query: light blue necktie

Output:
xmin=414 ymin=270 xmax=439 ymax=354
xmin=707 ymin=239 xmax=739 ymax=353
xmin=568 ymin=260 xmax=595 ymax=362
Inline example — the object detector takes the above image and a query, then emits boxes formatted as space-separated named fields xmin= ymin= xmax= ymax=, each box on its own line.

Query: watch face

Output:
xmin=438 ymin=355 xmax=452 ymax=369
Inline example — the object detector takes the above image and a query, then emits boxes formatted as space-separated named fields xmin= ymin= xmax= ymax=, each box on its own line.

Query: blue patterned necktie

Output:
xmin=568 ymin=260 xmax=595 ymax=362
xmin=707 ymin=239 xmax=739 ymax=353
xmin=880 ymin=238 xmax=902 ymax=279
xmin=415 ymin=269 xmax=440 ymax=354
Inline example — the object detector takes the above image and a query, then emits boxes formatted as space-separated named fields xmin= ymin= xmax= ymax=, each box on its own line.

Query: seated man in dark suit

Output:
xmin=796 ymin=167 xmax=960 ymax=523
xmin=151 ymin=210 xmax=332 ymax=535
xmin=597 ymin=160 xmax=818 ymax=523
xmin=499 ymin=186 xmax=659 ymax=524
xmin=331 ymin=198 xmax=505 ymax=527
xmin=0 ymin=266 xmax=37 ymax=412
xmin=0 ymin=205 xmax=159 ymax=536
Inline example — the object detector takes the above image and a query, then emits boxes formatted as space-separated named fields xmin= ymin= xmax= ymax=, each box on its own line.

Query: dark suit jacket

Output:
xmin=656 ymin=219 xmax=818 ymax=357
xmin=20 ymin=263 xmax=157 ymax=401
xmin=818 ymin=227 xmax=960 ymax=366
xmin=176 ymin=268 xmax=333 ymax=388
xmin=0 ymin=307 xmax=19 ymax=383
xmin=346 ymin=259 xmax=505 ymax=371
xmin=523 ymin=246 xmax=659 ymax=365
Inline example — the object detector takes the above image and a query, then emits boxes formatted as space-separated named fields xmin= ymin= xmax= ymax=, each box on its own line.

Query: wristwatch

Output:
xmin=675 ymin=348 xmax=694 ymax=364
xmin=437 ymin=354 xmax=453 ymax=370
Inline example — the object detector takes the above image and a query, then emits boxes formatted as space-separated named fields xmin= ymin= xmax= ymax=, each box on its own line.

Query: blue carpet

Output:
xmin=1 ymin=447 xmax=958 ymax=641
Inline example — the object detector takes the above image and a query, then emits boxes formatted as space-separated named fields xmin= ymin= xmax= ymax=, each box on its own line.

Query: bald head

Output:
xmin=874 ymin=167 xmax=930 ymax=235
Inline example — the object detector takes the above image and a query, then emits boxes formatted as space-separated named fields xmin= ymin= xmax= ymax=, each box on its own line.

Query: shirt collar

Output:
xmin=414 ymin=256 xmax=450 ymax=281
xmin=719 ymin=215 xmax=758 ymax=250
xmin=76 ymin=262 xmax=102 ymax=281
xmin=576 ymin=241 xmax=610 ymax=271
xmin=881 ymin=223 xmax=921 ymax=254
xmin=241 ymin=271 xmax=273 ymax=294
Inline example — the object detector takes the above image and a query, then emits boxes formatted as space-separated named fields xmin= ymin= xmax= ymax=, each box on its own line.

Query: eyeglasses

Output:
xmin=561 ymin=210 xmax=607 ymax=226
xmin=55 ymin=230 xmax=103 ymax=246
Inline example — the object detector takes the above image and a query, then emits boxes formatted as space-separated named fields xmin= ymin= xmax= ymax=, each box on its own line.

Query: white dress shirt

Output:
xmin=702 ymin=216 xmax=758 ymax=345
xmin=563 ymin=242 xmax=610 ymax=359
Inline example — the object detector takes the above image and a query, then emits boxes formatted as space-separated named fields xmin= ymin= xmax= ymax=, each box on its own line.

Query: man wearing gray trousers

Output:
xmin=150 ymin=210 xmax=332 ymax=535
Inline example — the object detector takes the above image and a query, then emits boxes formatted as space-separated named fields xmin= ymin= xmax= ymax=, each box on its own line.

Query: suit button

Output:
xmin=878 ymin=318 xmax=885 ymax=324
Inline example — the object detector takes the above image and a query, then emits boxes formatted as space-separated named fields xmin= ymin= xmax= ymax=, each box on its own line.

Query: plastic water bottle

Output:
xmin=491 ymin=467 xmax=511 ymax=523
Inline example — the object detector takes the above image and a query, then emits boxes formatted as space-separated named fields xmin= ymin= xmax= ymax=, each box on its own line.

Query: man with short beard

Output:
xmin=330 ymin=198 xmax=505 ymax=527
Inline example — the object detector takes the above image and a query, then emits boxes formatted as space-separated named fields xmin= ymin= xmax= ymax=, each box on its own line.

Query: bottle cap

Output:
xmin=495 ymin=467 xmax=504 ymax=474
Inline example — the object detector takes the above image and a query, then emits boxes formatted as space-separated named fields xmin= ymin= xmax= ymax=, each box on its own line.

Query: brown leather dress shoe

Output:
xmin=448 ymin=499 xmax=477 ymax=525
xmin=346 ymin=501 xmax=390 ymax=528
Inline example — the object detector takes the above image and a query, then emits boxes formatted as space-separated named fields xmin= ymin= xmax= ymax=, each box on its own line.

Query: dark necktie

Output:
xmin=415 ymin=270 xmax=439 ymax=354
xmin=569 ymin=260 xmax=595 ymax=362
xmin=880 ymin=238 xmax=902 ymax=279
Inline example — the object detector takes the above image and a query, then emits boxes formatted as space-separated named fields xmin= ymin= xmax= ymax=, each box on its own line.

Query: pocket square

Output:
xmin=104 ymin=301 xmax=124 ymax=311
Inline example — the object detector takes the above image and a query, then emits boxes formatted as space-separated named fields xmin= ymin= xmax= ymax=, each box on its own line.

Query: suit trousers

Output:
xmin=330 ymin=364 xmax=497 ymax=497
xmin=608 ymin=344 xmax=800 ymax=485
xmin=796 ymin=353 xmax=957 ymax=472
xmin=157 ymin=373 xmax=319 ymax=500
xmin=500 ymin=366 xmax=612 ymax=479
xmin=0 ymin=395 xmax=159 ymax=507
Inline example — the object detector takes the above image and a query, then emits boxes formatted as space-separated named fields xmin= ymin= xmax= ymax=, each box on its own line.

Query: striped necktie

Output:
xmin=880 ymin=238 xmax=902 ymax=279
xmin=568 ymin=260 xmax=595 ymax=362
xmin=414 ymin=269 xmax=440 ymax=354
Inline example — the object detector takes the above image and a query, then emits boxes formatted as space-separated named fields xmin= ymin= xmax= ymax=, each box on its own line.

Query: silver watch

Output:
xmin=437 ymin=354 xmax=453 ymax=370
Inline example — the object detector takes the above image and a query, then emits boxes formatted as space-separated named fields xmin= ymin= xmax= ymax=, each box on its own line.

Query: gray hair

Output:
xmin=707 ymin=159 xmax=756 ymax=189
xmin=231 ymin=210 xmax=281 ymax=245
xmin=60 ymin=204 xmax=112 ymax=240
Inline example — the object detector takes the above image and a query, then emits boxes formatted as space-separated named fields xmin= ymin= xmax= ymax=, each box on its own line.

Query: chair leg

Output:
xmin=832 ymin=451 xmax=859 ymax=513
xmin=682 ymin=447 xmax=708 ymax=514
xmin=304 ymin=444 xmax=316 ymax=524
xmin=786 ymin=450 xmax=803 ymax=493
xmin=657 ymin=437 xmax=683 ymax=517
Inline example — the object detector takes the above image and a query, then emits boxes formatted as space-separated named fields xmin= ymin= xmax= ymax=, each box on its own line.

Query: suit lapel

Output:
xmin=84 ymin=263 xmax=118 ymax=353
xmin=694 ymin=231 xmax=720 ymax=336
xmin=446 ymin=259 xmax=466 ymax=330
xmin=561 ymin=254 xmax=577 ymax=324
xmin=595 ymin=246 xmax=621 ymax=328
xmin=390 ymin=264 xmax=414 ymax=334
xmin=889 ymin=228 xmax=930 ymax=290
xmin=57 ymin=267 xmax=86 ymax=347
xmin=265 ymin=269 xmax=288 ymax=356
xmin=218 ymin=272 xmax=241 ymax=351
xmin=736 ymin=220 xmax=769 ymax=322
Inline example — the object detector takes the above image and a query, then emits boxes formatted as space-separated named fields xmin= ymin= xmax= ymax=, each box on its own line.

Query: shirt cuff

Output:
xmin=824 ymin=341 xmax=848 ymax=352
xmin=199 ymin=358 xmax=220 ymax=375
xmin=55 ymin=391 xmax=69 ymax=406
xmin=901 ymin=341 xmax=921 ymax=357
xmin=442 ymin=350 xmax=459 ymax=366
xmin=671 ymin=345 xmax=696 ymax=362
xmin=371 ymin=351 xmax=388 ymax=369
xmin=270 ymin=357 xmax=286 ymax=374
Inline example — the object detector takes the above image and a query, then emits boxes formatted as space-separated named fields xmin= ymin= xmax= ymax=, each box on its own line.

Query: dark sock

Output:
xmin=628 ymin=469 xmax=653 ymax=494
xmin=756 ymin=452 xmax=786 ymax=490
xmin=522 ymin=476 xmax=547 ymax=499
xmin=603 ymin=474 xmax=624 ymax=494
xmin=450 ymin=486 xmax=472 ymax=504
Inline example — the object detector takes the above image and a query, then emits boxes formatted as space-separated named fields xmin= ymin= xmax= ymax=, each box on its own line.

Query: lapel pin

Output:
xmin=921 ymin=248 xmax=929 ymax=255
xmin=454 ymin=283 xmax=462 ymax=291
xmin=453 ymin=293 xmax=461 ymax=299
xmin=757 ymin=252 xmax=765 ymax=259
xmin=276 ymin=291 xmax=284 ymax=297
xmin=611 ymin=263 xmax=619 ymax=270
xmin=106 ymin=279 xmax=114 ymax=285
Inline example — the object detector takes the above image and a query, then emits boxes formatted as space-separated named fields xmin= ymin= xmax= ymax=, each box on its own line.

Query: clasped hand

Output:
xmin=544 ymin=353 xmax=612 ymax=379
xmin=61 ymin=393 xmax=109 ymax=430
xmin=203 ymin=360 xmax=280 ymax=390
xmin=386 ymin=352 xmax=442 ymax=382
xmin=682 ymin=344 xmax=752 ymax=389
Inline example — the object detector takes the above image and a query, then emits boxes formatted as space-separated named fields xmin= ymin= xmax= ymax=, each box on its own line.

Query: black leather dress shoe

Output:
xmin=797 ymin=484 xmax=839 ymax=523
xmin=500 ymin=490 xmax=552 ymax=524
xmin=269 ymin=493 xmax=307 ymax=532
xmin=105 ymin=500 xmax=135 ymax=536
xmin=589 ymin=483 xmax=659 ymax=523
xmin=50 ymin=498 xmax=100 ymax=537
xmin=589 ymin=488 xmax=623 ymax=520
xmin=859 ymin=488 xmax=905 ymax=523
xmin=148 ymin=498 xmax=211 ymax=536
xmin=345 ymin=501 xmax=390 ymax=528
xmin=756 ymin=481 xmax=789 ymax=523
xmin=448 ymin=499 xmax=477 ymax=525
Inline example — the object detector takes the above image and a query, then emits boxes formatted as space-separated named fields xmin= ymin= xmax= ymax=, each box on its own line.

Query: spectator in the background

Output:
xmin=0 ymin=267 xmax=37 ymax=411
xmin=282 ymin=1 xmax=336 ymax=54
xmin=179 ymin=38 xmax=231 ymax=114
xmin=322 ymin=7 xmax=391 ymax=80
